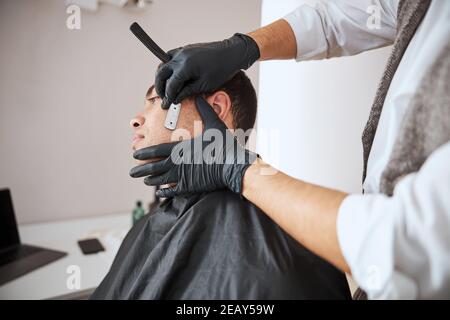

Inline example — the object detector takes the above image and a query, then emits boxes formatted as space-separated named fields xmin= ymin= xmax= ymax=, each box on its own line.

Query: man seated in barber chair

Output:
xmin=90 ymin=71 xmax=351 ymax=300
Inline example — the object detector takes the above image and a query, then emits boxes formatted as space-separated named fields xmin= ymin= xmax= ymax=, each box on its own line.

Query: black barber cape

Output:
xmin=90 ymin=190 xmax=351 ymax=299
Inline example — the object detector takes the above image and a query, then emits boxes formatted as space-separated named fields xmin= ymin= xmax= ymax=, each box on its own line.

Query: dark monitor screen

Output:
xmin=0 ymin=189 xmax=20 ymax=250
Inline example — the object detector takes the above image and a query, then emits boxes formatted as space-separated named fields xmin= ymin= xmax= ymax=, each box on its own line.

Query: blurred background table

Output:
xmin=0 ymin=212 xmax=131 ymax=300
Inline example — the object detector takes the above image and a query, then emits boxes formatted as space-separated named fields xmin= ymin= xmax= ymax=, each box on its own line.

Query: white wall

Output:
xmin=257 ymin=0 xmax=391 ymax=193
xmin=0 ymin=0 xmax=261 ymax=224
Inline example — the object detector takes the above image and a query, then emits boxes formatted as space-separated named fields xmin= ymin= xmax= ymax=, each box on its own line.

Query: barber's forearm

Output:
xmin=247 ymin=19 xmax=297 ymax=61
xmin=242 ymin=159 xmax=351 ymax=273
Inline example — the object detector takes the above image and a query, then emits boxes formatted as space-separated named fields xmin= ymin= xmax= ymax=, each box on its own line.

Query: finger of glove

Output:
xmin=156 ymin=186 xmax=178 ymax=198
xmin=129 ymin=158 xmax=171 ymax=178
xmin=133 ymin=142 xmax=177 ymax=161
xmin=195 ymin=96 xmax=227 ymax=130
xmin=173 ymin=84 xmax=195 ymax=104
xmin=154 ymin=64 xmax=173 ymax=105
xmin=143 ymin=171 xmax=177 ymax=186
xmin=167 ymin=47 xmax=182 ymax=58
xmin=163 ymin=72 xmax=185 ymax=109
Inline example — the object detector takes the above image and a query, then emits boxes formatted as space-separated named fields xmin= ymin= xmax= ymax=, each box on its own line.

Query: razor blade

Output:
xmin=130 ymin=22 xmax=181 ymax=131
xmin=164 ymin=103 xmax=181 ymax=130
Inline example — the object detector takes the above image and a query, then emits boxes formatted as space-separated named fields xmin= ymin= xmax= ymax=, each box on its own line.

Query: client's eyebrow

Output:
xmin=146 ymin=84 xmax=157 ymax=100
xmin=146 ymin=86 xmax=160 ymax=101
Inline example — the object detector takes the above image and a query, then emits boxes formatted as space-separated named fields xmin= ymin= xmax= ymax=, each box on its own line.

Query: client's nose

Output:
xmin=130 ymin=114 xmax=144 ymax=128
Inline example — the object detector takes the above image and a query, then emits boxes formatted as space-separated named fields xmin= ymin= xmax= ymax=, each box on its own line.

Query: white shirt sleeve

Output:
xmin=283 ymin=0 xmax=398 ymax=61
xmin=337 ymin=141 xmax=450 ymax=299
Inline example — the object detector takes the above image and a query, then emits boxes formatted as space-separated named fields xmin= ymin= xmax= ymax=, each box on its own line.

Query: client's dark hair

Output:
xmin=214 ymin=70 xmax=257 ymax=131
xmin=147 ymin=70 xmax=257 ymax=131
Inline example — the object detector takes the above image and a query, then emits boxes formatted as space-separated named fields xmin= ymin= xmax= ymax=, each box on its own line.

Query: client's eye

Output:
xmin=147 ymin=96 xmax=160 ymax=105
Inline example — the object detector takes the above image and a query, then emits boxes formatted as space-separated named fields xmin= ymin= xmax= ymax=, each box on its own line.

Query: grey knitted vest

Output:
xmin=379 ymin=41 xmax=450 ymax=196
xmin=355 ymin=0 xmax=450 ymax=299
xmin=362 ymin=0 xmax=449 ymax=195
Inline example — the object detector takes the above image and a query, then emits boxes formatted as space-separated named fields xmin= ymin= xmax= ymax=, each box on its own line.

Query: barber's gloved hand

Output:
xmin=129 ymin=97 xmax=257 ymax=198
xmin=155 ymin=33 xmax=260 ymax=109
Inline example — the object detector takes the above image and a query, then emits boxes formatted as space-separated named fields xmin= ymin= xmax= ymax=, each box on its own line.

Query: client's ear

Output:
xmin=206 ymin=91 xmax=232 ymax=123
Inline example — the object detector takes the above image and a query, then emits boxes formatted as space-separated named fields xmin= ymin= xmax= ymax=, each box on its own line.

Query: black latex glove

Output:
xmin=129 ymin=97 xmax=257 ymax=198
xmin=155 ymin=33 xmax=260 ymax=109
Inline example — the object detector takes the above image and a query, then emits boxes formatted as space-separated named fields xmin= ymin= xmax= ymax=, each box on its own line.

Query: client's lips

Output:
xmin=132 ymin=134 xmax=145 ymax=149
